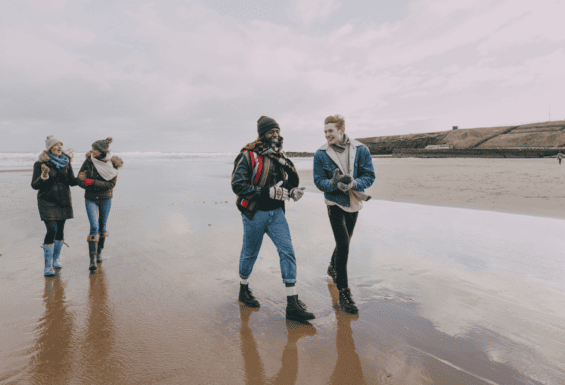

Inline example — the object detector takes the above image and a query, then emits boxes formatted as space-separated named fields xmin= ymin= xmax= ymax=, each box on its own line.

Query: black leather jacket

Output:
xmin=231 ymin=151 xmax=289 ymax=220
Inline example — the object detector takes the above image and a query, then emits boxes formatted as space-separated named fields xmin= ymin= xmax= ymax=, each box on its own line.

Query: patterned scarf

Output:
xmin=241 ymin=136 xmax=283 ymax=156
xmin=240 ymin=137 xmax=299 ymax=188
xmin=48 ymin=153 xmax=69 ymax=169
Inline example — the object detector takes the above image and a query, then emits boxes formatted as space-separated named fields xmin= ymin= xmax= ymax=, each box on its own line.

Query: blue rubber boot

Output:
xmin=53 ymin=240 xmax=64 ymax=269
xmin=43 ymin=244 xmax=55 ymax=276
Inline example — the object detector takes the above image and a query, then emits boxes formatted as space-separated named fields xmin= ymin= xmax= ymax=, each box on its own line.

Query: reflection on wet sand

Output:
xmin=327 ymin=284 xmax=367 ymax=385
xmin=239 ymin=305 xmax=317 ymax=385
xmin=81 ymin=267 xmax=118 ymax=384
xmin=28 ymin=273 xmax=75 ymax=385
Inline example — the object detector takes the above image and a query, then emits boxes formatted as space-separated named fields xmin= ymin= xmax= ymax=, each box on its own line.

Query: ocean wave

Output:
xmin=0 ymin=152 xmax=239 ymax=170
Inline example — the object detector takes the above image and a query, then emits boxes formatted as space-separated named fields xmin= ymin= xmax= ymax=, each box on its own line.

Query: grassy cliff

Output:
xmin=357 ymin=120 xmax=565 ymax=155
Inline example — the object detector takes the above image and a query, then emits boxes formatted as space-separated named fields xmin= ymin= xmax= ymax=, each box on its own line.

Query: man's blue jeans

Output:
xmin=239 ymin=208 xmax=297 ymax=284
xmin=85 ymin=198 xmax=112 ymax=236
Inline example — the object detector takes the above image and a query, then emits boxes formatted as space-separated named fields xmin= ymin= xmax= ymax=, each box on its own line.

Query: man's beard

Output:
xmin=263 ymin=136 xmax=282 ymax=147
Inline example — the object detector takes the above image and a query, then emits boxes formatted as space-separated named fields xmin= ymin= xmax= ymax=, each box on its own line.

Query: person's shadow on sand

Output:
xmin=239 ymin=305 xmax=317 ymax=385
xmin=327 ymin=283 xmax=367 ymax=385
xmin=27 ymin=273 xmax=75 ymax=385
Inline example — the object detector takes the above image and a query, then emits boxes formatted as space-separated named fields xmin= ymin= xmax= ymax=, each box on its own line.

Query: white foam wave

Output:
xmin=0 ymin=152 xmax=238 ymax=170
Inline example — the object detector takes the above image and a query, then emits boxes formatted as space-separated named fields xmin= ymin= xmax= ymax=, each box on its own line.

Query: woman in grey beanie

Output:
xmin=31 ymin=135 xmax=78 ymax=276
xmin=77 ymin=137 xmax=123 ymax=271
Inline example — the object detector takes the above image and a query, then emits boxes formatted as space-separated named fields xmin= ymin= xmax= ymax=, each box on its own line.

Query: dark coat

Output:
xmin=77 ymin=155 xmax=117 ymax=200
xmin=231 ymin=150 xmax=298 ymax=220
xmin=31 ymin=151 xmax=78 ymax=221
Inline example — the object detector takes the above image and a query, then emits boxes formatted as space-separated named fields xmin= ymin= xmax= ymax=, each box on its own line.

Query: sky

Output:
xmin=1 ymin=0 xmax=565 ymax=152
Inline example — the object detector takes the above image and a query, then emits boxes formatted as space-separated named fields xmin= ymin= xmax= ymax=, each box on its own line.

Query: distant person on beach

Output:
xmin=77 ymin=137 xmax=123 ymax=272
xmin=231 ymin=116 xmax=314 ymax=322
xmin=31 ymin=135 xmax=78 ymax=276
xmin=313 ymin=115 xmax=375 ymax=315
xmin=558 ymin=153 xmax=562 ymax=165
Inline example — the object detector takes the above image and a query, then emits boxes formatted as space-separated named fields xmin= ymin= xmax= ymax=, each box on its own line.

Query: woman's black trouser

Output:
xmin=44 ymin=220 xmax=66 ymax=244
xmin=327 ymin=205 xmax=358 ymax=290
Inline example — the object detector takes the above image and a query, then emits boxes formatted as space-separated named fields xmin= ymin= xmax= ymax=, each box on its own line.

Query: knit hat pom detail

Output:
xmin=92 ymin=137 xmax=113 ymax=153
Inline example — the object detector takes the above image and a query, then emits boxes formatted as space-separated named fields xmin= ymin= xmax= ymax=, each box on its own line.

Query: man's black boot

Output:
xmin=286 ymin=295 xmax=315 ymax=322
xmin=339 ymin=288 xmax=358 ymax=315
xmin=327 ymin=263 xmax=337 ymax=284
xmin=239 ymin=283 xmax=260 ymax=308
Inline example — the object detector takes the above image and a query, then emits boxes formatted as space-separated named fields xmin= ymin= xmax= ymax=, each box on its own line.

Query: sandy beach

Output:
xmin=1 ymin=155 xmax=565 ymax=384
xmin=298 ymin=157 xmax=565 ymax=220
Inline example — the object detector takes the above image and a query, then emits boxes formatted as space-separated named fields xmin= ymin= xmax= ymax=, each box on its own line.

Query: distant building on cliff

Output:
xmin=425 ymin=144 xmax=454 ymax=150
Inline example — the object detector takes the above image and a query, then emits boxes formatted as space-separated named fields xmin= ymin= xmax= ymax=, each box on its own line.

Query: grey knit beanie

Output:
xmin=45 ymin=135 xmax=62 ymax=151
xmin=257 ymin=116 xmax=280 ymax=137
xmin=92 ymin=137 xmax=113 ymax=152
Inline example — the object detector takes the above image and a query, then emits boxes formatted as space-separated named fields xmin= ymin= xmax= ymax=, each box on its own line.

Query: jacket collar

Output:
xmin=38 ymin=150 xmax=73 ymax=163
xmin=318 ymin=138 xmax=363 ymax=151
xmin=319 ymin=139 xmax=362 ymax=176
xmin=38 ymin=151 xmax=50 ymax=163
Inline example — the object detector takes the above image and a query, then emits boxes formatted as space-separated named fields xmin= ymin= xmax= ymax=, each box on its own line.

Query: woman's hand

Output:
xmin=41 ymin=164 xmax=49 ymax=179
xmin=84 ymin=178 xmax=95 ymax=187
xmin=330 ymin=169 xmax=342 ymax=190
xmin=337 ymin=180 xmax=356 ymax=193
xmin=78 ymin=172 xmax=86 ymax=181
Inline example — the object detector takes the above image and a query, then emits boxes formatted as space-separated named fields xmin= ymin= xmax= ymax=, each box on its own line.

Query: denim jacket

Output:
xmin=313 ymin=139 xmax=375 ymax=207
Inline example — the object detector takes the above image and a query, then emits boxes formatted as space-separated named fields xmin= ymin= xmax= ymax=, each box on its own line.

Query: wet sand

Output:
xmin=298 ymin=157 xmax=565 ymax=220
xmin=1 ymin=157 xmax=565 ymax=384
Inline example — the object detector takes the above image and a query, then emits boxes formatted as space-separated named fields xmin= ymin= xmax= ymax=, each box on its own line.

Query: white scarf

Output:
xmin=91 ymin=153 xmax=118 ymax=181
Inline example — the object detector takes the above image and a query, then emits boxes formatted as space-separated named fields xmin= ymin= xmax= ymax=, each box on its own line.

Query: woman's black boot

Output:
xmin=87 ymin=235 xmax=99 ymax=271
xmin=327 ymin=264 xmax=337 ymax=284
xmin=96 ymin=231 xmax=107 ymax=263
xmin=338 ymin=288 xmax=358 ymax=315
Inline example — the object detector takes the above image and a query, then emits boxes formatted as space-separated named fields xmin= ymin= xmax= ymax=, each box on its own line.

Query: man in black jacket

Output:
xmin=231 ymin=116 xmax=314 ymax=322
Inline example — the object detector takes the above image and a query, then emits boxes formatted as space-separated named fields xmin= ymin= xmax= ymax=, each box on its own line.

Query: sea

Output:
xmin=0 ymin=152 xmax=315 ymax=172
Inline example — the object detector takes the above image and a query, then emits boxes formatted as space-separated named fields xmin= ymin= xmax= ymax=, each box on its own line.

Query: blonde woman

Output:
xmin=313 ymin=115 xmax=375 ymax=315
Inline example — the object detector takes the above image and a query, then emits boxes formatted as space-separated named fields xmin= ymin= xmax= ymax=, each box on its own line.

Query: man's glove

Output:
xmin=338 ymin=174 xmax=353 ymax=184
xmin=84 ymin=178 xmax=95 ymax=187
xmin=330 ymin=169 xmax=342 ymax=190
xmin=290 ymin=187 xmax=305 ymax=202
xmin=337 ymin=180 xmax=356 ymax=193
xmin=270 ymin=181 xmax=289 ymax=201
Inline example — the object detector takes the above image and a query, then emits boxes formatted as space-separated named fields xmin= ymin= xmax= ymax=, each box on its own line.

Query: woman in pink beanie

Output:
xmin=31 ymin=135 xmax=78 ymax=276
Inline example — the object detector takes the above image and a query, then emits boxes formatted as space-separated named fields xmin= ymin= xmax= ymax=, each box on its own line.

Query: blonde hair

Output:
xmin=324 ymin=115 xmax=345 ymax=131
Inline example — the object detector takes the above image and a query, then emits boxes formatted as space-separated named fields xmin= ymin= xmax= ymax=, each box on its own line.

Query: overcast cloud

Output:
xmin=1 ymin=0 xmax=564 ymax=152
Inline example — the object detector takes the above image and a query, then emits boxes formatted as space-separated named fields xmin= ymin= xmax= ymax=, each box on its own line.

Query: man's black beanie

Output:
xmin=257 ymin=116 xmax=280 ymax=137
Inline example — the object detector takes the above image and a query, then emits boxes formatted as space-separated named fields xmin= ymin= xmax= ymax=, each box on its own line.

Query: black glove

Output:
xmin=330 ymin=169 xmax=342 ymax=190
xmin=337 ymin=180 xmax=356 ymax=192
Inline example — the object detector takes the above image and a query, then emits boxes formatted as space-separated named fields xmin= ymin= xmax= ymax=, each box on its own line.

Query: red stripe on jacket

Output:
xmin=241 ymin=151 xmax=264 ymax=209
